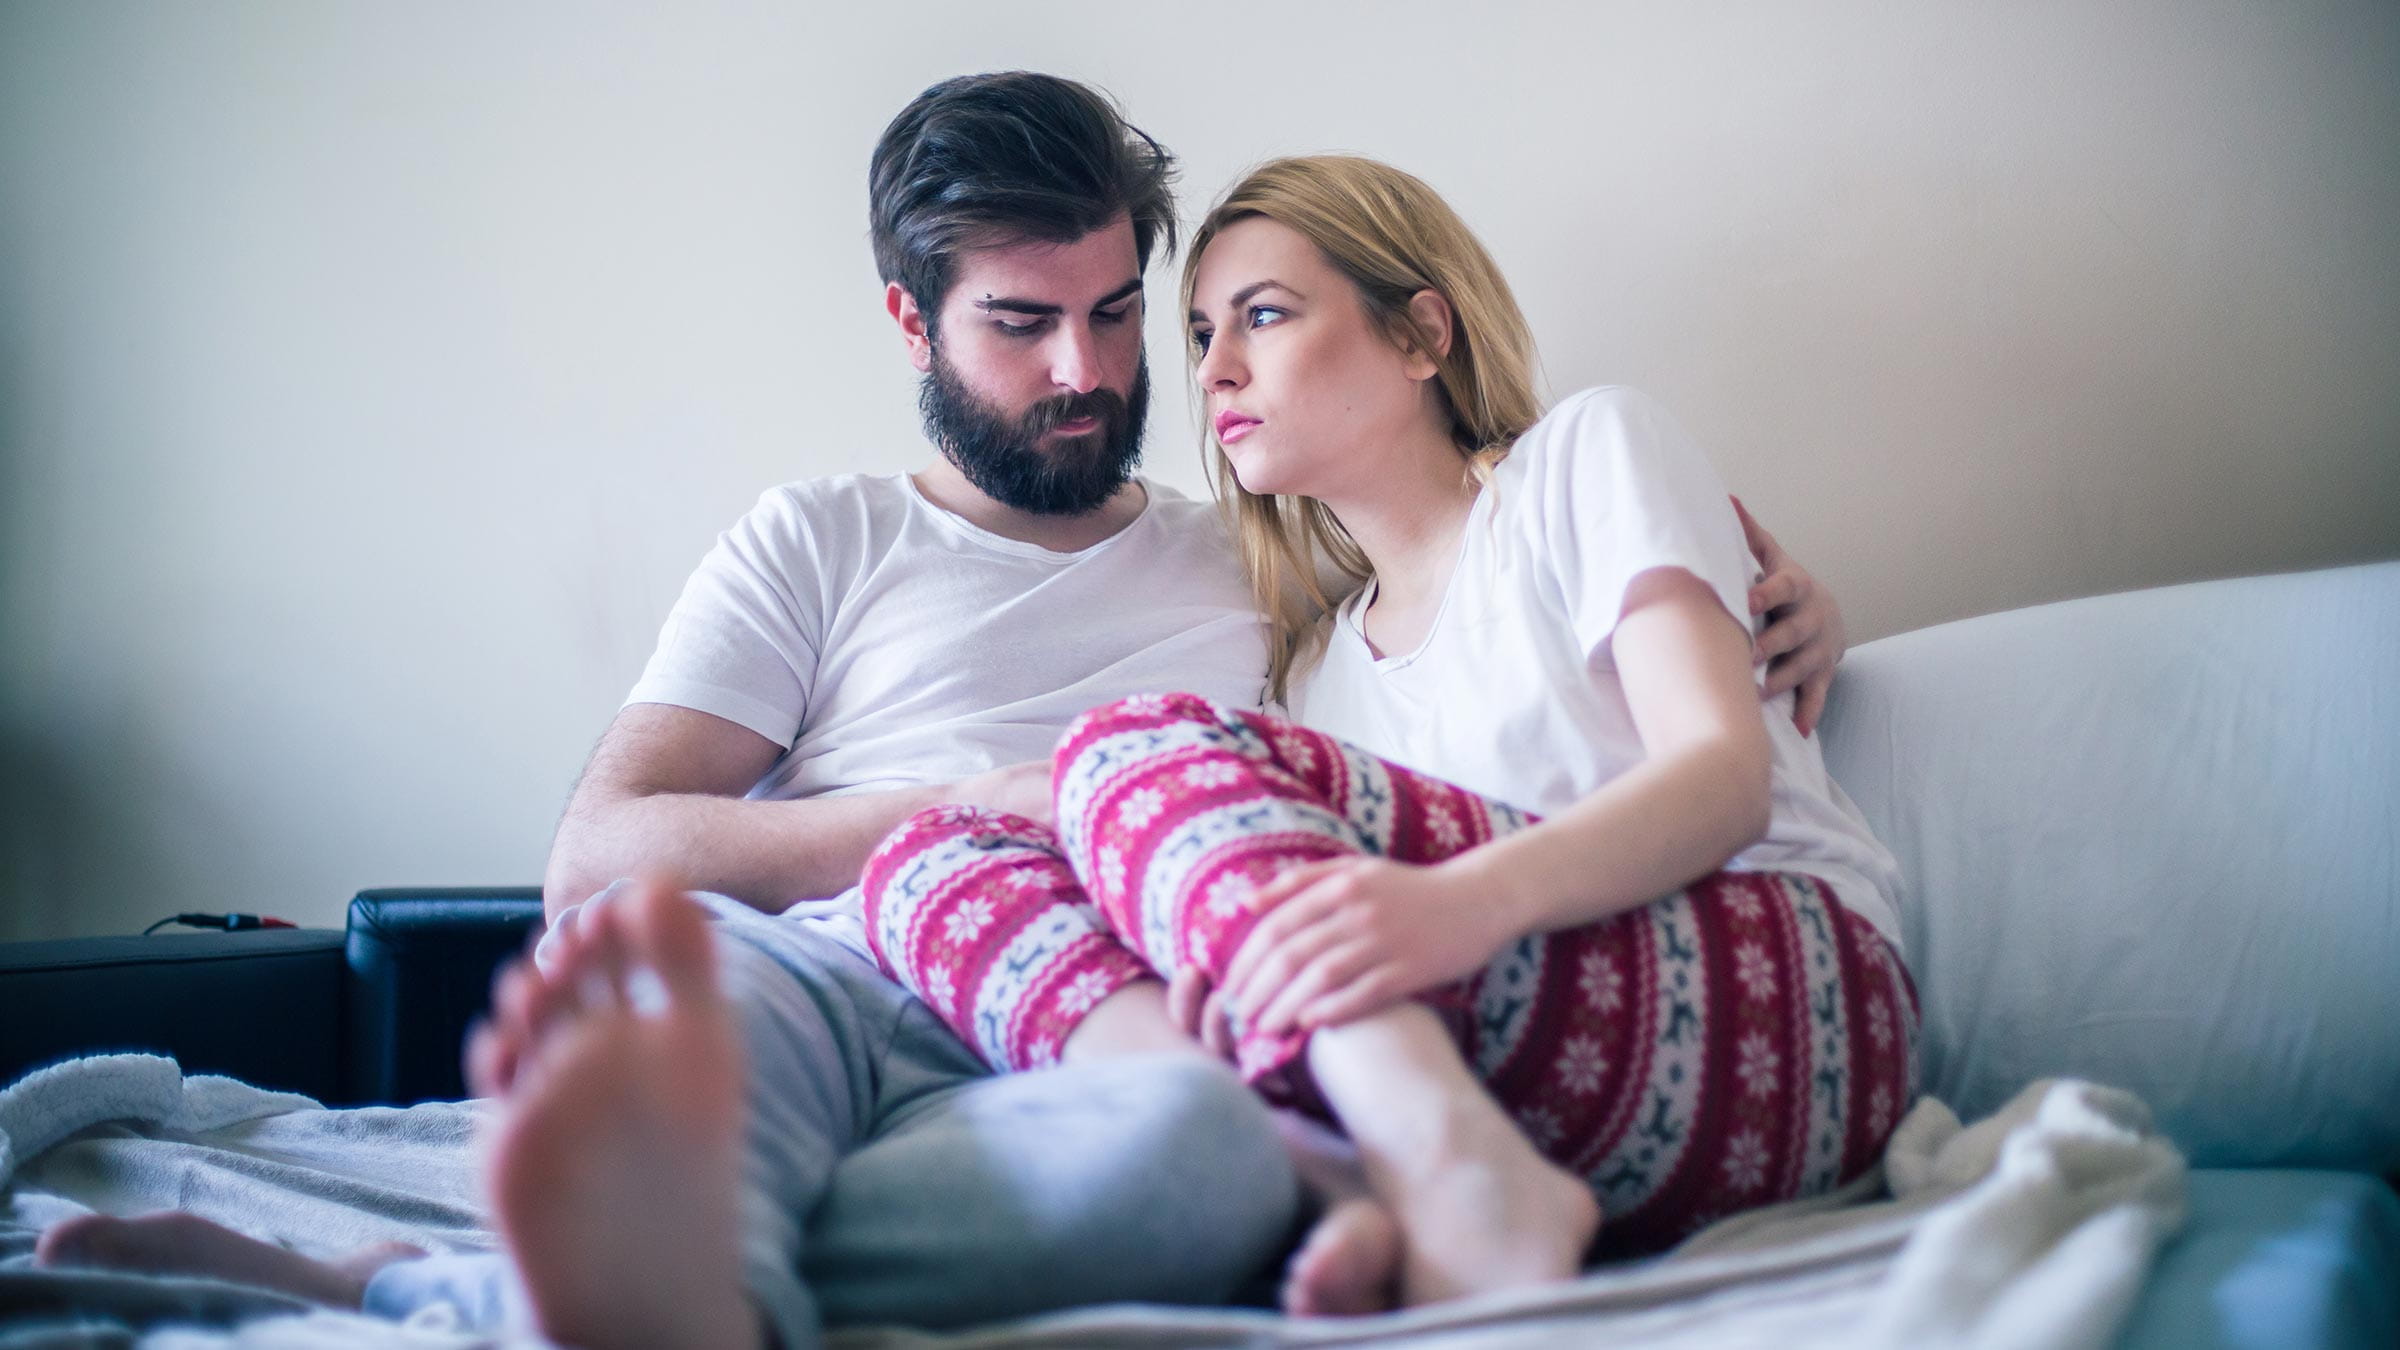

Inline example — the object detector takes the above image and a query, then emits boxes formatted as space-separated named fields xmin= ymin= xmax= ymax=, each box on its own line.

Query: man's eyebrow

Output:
xmin=974 ymin=278 xmax=1144 ymax=317
xmin=1092 ymin=278 xmax=1143 ymax=310
xmin=1188 ymin=279 xmax=1299 ymax=324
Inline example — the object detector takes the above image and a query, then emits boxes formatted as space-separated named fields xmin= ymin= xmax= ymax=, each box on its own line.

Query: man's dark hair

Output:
xmin=869 ymin=72 xmax=1178 ymax=329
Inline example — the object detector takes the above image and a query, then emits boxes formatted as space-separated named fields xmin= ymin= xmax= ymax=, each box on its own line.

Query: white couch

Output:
xmin=1819 ymin=560 xmax=2400 ymax=1345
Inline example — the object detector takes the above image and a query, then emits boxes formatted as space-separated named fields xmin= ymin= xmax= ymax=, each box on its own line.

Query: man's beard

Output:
xmin=918 ymin=349 xmax=1148 ymax=517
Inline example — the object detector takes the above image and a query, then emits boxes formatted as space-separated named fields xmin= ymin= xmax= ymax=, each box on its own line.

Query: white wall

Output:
xmin=3 ymin=2 xmax=2394 ymax=940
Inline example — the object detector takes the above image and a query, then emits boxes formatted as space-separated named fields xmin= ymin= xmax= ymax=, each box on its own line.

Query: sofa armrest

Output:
xmin=343 ymin=888 xmax=544 ymax=1105
xmin=0 ymin=929 xmax=347 ymax=1102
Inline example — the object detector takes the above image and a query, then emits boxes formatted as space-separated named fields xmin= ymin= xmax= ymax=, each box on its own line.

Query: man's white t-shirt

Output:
xmin=627 ymin=472 xmax=1268 ymax=934
xmin=1290 ymin=387 xmax=1905 ymax=952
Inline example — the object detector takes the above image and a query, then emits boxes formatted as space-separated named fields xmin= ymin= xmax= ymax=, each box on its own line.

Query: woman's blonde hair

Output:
xmin=1179 ymin=155 xmax=1543 ymax=702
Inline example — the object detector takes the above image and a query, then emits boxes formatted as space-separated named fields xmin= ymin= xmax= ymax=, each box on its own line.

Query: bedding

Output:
xmin=2 ymin=1053 xmax=2189 ymax=1348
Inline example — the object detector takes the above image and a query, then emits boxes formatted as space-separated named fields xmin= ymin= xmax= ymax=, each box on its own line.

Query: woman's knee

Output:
xmin=1059 ymin=691 xmax=1235 ymax=749
xmin=861 ymin=805 xmax=1051 ymax=913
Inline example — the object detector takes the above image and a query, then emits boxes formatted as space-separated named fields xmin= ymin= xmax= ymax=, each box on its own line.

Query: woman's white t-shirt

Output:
xmin=1288 ymin=387 xmax=1904 ymax=952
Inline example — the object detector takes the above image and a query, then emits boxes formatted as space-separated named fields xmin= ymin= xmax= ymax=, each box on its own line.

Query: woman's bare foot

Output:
xmin=1281 ymin=1194 xmax=1402 ymax=1316
xmin=1372 ymin=1099 xmax=1601 ymax=1307
xmin=34 ymin=1211 xmax=420 ymax=1306
xmin=472 ymin=880 xmax=761 ymax=1350
xmin=1304 ymin=1007 xmax=1601 ymax=1308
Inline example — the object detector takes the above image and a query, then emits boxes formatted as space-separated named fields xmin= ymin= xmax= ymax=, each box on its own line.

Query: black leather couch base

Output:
xmin=0 ymin=929 xmax=347 ymax=1102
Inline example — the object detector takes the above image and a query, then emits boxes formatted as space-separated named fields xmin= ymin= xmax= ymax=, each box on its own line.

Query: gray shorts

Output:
xmin=363 ymin=888 xmax=1299 ymax=1348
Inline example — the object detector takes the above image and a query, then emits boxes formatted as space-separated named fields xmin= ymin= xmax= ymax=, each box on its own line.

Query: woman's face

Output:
xmin=1187 ymin=216 xmax=1440 ymax=501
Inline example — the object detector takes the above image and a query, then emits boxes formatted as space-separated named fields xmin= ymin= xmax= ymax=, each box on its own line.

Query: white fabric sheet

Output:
xmin=1 ymin=1055 xmax=2184 ymax=1350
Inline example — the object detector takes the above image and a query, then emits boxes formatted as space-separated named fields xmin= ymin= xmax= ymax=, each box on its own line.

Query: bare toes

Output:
xmin=465 ymin=1019 xmax=513 ymax=1099
xmin=490 ymin=962 xmax=538 ymax=1042
xmin=34 ymin=1213 xmax=120 ymax=1268
xmin=1281 ymin=1199 xmax=1402 ymax=1317
xmin=620 ymin=882 xmax=719 ymax=1008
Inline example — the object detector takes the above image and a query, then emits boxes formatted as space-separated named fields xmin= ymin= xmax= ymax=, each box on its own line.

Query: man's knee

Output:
xmin=806 ymin=1055 xmax=1295 ymax=1327
xmin=1126 ymin=1056 xmax=1285 ymax=1167
xmin=1109 ymin=1056 xmax=1301 ymax=1256
xmin=1009 ymin=1054 xmax=1300 ymax=1308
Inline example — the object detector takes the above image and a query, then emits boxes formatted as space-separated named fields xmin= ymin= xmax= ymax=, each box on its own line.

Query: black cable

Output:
xmin=140 ymin=912 xmax=298 ymax=935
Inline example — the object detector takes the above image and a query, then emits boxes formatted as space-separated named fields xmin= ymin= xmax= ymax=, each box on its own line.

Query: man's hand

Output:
xmin=941 ymin=760 xmax=1055 ymax=825
xmin=1216 ymin=856 xmax=1518 ymax=1036
xmin=1734 ymin=497 xmax=1847 ymax=738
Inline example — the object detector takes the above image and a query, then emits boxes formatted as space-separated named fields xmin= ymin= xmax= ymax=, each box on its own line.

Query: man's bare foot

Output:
xmin=34 ymin=1211 xmax=421 ymax=1306
xmin=472 ymin=880 xmax=761 ymax=1350
xmin=1370 ymin=1101 xmax=1601 ymax=1307
xmin=1281 ymin=1194 xmax=1402 ymax=1316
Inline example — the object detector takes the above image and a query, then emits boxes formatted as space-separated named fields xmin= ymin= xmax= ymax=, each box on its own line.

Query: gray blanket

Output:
xmin=1 ymin=1056 xmax=496 ymax=1346
xmin=0 ymin=1055 xmax=2186 ymax=1350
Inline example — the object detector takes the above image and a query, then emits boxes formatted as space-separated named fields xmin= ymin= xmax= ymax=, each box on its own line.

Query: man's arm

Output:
xmin=541 ymin=703 xmax=950 ymax=920
xmin=1733 ymin=498 xmax=1848 ymax=738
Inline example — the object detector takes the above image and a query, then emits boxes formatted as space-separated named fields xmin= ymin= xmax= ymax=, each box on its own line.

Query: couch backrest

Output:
xmin=1818 ymin=561 xmax=2399 ymax=1171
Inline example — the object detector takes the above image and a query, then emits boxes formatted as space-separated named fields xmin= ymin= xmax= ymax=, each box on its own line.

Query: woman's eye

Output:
xmin=1190 ymin=329 xmax=1213 ymax=354
xmin=1248 ymin=305 xmax=1286 ymax=329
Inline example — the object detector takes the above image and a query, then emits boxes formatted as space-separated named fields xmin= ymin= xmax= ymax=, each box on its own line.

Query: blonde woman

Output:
xmin=864 ymin=156 xmax=1914 ymax=1311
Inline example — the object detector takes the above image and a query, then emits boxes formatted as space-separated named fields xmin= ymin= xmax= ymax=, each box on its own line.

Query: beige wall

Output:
xmin=3 ymin=2 xmax=2395 ymax=939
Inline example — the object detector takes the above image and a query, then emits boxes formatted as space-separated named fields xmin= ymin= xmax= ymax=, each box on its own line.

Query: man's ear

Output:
xmin=1401 ymin=288 xmax=1454 ymax=380
xmin=888 ymin=282 xmax=935 ymax=373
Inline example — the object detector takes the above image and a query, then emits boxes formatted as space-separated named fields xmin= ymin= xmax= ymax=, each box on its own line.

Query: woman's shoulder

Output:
xmin=1497 ymin=385 xmax=1707 ymax=501
xmin=1513 ymin=385 xmax=1684 ymax=458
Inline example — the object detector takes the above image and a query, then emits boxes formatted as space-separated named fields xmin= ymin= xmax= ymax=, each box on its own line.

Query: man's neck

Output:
xmin=910 ymin=459 xmax=1149 ymax=553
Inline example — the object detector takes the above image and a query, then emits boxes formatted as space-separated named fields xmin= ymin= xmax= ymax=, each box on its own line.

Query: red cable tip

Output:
xmin=262 ymin=917 xmax=296 ymax=929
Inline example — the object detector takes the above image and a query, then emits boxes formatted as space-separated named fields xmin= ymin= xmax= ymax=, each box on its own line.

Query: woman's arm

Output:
xmin=1441 ymin=565 xmax=1772 ymax=935
xmin=1220 ymin=566 xmax=1772 ymax=1033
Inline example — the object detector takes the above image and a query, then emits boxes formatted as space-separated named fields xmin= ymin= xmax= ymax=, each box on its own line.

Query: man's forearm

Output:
xmin=542 ymin=785 xmax=948 ymax=919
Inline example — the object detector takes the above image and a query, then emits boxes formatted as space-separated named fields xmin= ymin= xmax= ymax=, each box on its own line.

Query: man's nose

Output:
xmin=1050 ymin=323 xmax=1103 ymax=395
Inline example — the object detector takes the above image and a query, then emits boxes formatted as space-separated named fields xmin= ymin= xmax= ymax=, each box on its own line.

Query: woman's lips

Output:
xmin=1215 ymin=410 xmax=1262 ymax=443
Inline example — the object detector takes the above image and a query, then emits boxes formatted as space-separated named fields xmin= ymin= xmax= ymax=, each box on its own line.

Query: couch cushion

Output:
xmin=2119 ymin=1169 xmax=2400 ymax=1349
xmin=1818 ymin=562 xmax=2399 ymax=1171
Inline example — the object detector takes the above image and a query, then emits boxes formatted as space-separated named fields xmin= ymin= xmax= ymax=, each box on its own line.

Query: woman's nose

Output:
xmin=1196 ymin=337 xmax=1244 ymax=390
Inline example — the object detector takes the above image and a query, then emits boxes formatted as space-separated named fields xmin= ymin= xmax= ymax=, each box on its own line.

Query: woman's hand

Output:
xmin=940 ymin=760 xmax=1055 ymax=825
xmin=1734 ymin=497 xmax=1847 ymax=738
xmin=1166 ymin=966 xmax=1239 ymax=1061
xmin=1216 ymin=856 xmax=1520 ymax=1036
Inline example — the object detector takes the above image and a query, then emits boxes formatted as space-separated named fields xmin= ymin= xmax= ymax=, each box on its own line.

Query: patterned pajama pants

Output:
xmin=863 ymin=693 xmax=1919 ymax=1256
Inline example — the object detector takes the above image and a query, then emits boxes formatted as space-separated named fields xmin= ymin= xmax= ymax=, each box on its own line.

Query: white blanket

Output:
xmin=0 ymin=1056 xmax=2185 ymax=1349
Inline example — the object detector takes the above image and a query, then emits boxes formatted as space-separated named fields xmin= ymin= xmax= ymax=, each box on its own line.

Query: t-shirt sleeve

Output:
xmin=623 ymin=488 xmax=823 ymax=748
xmin=1533 ymin=387 xmax=1760 ymax=670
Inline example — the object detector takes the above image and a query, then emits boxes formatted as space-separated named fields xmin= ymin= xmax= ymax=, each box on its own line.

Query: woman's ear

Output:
xmin=1402 ymin=289 xmax=1455 ymax=380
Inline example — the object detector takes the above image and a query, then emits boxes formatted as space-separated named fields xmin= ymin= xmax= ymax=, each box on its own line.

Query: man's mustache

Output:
xmin=1019 ymin=390 xmax=1128 ymax=436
